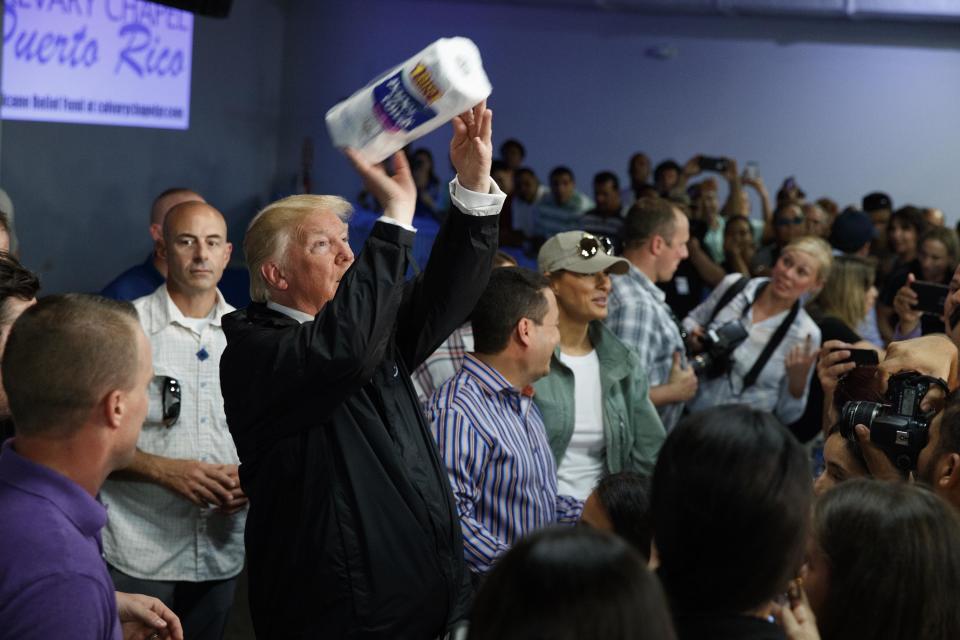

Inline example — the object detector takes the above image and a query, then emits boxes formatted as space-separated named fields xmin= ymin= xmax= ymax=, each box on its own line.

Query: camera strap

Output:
xmin=740 ymin=282 xmax=801 ymax=392
xmin=707 ymin=276 xmax=749 ymax=325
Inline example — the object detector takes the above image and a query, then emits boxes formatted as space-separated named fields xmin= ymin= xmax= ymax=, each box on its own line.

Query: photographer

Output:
xmin=880 ymin=226 xmax=958 ymax=341
xmin=682 ymin=237 xmax=831 ymax=424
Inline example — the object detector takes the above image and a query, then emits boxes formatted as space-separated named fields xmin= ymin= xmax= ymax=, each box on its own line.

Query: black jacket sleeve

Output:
xmin=394 ymin=205 xmax=499 ymax=372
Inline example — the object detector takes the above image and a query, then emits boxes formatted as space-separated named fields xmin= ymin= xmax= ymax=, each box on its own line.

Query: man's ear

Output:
xmin=102 ymin=389 xmax=124 ymax=431
xmin=516 ymin=317 xmax=533 ymax=348
xmin=149 ymin=223 xmax=163 ymax=244
xmin=223 ymin=242 xmax=234 ymax=267
xmin=650 ymin=235 xmax=665 ymax=256
xmin=261 ymin=262 xmax=288 ymax=291
xmin=937 ymin=453 xmax=960 ymax=490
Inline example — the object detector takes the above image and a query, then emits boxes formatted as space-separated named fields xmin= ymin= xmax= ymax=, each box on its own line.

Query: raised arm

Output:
xmin=396 ymin=101 xmax=503 ymax=369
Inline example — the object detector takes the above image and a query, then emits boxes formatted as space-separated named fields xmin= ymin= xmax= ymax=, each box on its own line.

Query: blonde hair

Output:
xmin=815 ymin=256 xmax=876 ymax=329
xmin=783 ymin=236 xmax=833 ymax=287
xmin=244 ymin=195 xmax=353 ymax=302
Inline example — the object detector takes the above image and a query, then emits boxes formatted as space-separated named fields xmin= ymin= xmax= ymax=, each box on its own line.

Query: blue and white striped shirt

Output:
xmin=429 ymin=354 xmax=584 ymax=575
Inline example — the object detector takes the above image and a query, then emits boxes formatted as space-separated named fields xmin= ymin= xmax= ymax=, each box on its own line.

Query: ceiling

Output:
xmin=446 ymin=0 xmax=960 ymax=24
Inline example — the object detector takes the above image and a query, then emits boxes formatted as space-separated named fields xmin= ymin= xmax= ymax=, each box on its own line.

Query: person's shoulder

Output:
xmin=100 ymin=260 xmax=162 ymax=301
xmin=0 ymin=485 xmax=100 ymax=581
xmin=0 ymin=571 xmax=115 ymax=640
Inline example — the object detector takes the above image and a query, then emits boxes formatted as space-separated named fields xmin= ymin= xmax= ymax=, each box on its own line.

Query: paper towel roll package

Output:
xmin=325 ymin=37 xmax=493 ymax=163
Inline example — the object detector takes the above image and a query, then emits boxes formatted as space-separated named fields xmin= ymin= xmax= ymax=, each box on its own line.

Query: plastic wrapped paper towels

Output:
xmin=326 ymin=37 xmax=492 ymax=163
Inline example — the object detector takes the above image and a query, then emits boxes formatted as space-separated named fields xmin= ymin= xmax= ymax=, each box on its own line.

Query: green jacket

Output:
xmin=533 ymin=321 xmax=666 ymax=477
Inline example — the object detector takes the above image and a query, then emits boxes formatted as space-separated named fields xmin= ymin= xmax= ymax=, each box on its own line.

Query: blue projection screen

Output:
xmin=2 ymin=0 xmax=194 ymax=130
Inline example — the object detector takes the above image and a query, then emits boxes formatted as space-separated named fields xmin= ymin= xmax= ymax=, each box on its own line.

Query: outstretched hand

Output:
xmin=344 ymin=149 xmax=417 ymax=226
xmin=450 ymin=100 xmax=493 ymax=193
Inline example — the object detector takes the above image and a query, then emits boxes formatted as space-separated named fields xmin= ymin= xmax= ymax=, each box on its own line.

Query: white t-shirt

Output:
xmin=556 ymin=350 xmax=606 ymax=500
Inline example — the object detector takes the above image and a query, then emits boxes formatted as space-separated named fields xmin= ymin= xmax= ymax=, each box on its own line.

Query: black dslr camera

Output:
xmin=691 ymin=320 xmax=749 ymax=379
xmin=839 ymin=372 xmax=947 ymax=471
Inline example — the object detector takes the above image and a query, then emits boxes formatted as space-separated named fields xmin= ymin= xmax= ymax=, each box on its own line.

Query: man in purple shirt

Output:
xmin=0 ymin=294 xmax=183 ymax=640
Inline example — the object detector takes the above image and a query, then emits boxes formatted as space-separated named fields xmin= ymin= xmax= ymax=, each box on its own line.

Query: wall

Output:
xmin=276 ymin=0 xmax=960 ymax=223
xmin=1 ymin=0 xmax=287 ymax=293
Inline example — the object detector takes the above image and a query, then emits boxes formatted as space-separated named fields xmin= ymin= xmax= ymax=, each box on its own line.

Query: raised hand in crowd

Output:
xmin=816 ymin=339 xmax=858 ymax=431
xmin=344 ymin=148 xmax=417 ymax=225
xmin=741 ymin=172 xmax=774 ymax=243
xmin=879 ymin=333 xmax=958 ymax=391
xmin=785 ymin=334 xmax=818 ymax=398
xmin=116 ymin=591 xmax=184 ymax=640
xmin=449 ymin=99 xmax=493 ymax=193
xmin=891 ymin=272 xmax=923 ymax=337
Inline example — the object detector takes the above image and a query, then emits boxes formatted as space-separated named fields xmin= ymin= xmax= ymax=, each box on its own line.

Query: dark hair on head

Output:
xmin=499 ymin=138 xmax=525 ymax=158
xmin=593 ymin=472 xmax=653 ymax=560
xmin=653 ymin=160 xmax=681 ymax=183
xmin=622 ymin=197 xmax=679 ymax=250
xmin=515 ymin=166 xmax=537 ymax=180
xmin=549 ymin=166 xmax=574 ymax=182
xmin=471 ymin=268 xmax=550 ymax=355
xmin=831 ymin=365 xmax=884 ymax=413
xmin=651 ymin=405 xmax=812 ymax=614
xmin=593 ymin=171 xmax=619 ymax=190
xmin=468 ymin=526 xmax=676 ymax=640
xmin=813 ymin=479 xmax=960 ymax=640
xmin=825 ymin=421 xmax=869 ymax=477
xmin=4 ymin=294 xmax=140 ymax=437
xmin=490 ymin=159 xmax=509 ymax=174
xmin=723 ymin=214 xmax=753 ymax=237
xmin=0 ymin=253 xmax=39 ymax=326
xmin=889 ymin=205 xmax=927 ymax=238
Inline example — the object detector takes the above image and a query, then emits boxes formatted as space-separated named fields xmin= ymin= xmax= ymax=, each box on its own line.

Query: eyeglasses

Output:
xmin=161 ymin=376 xmax=181 ymax=428
xmin=576 ymin=233 xmax=615 ymax=258
xmin=774 ymin=216 xmax=805 ymax=227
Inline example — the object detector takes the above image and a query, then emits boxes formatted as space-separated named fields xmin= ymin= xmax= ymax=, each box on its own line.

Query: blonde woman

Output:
xmin=791 ymin=256 xmax=881 ymax=441
xmin=683 ymin=236 xmax=832 ymax=424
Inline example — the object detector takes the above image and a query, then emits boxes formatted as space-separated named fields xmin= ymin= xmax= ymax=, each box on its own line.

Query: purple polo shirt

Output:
xmin=0 ymin=441 xmax=121 ymax=639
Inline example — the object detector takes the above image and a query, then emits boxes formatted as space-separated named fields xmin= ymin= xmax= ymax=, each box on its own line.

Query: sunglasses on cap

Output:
xmin=577 ymin=233 xmax=615 ymax=258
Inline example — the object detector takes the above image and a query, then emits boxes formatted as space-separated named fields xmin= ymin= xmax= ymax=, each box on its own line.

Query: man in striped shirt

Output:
xmin=429 ymin=268 xmax=583 ymax=577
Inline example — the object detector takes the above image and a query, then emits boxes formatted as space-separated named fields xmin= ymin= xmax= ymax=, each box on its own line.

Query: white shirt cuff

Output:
xmin=376 ymin=216 xmax=417 ymax=233
xmin=449 ymin=176 xmax=505 ymax=216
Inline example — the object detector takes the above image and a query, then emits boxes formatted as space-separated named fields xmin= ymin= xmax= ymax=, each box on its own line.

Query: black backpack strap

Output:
xmin=741 ymin=299 xmax=801 ymax=391
xmin=707 ymin=276 xmax=749 ymax=325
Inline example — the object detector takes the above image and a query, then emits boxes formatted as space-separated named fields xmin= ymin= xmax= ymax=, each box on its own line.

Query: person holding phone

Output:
xmin=880 ymin=226 xmax=958 ymax=341
xmin=789 ymin=256 xmax=881 ymax=441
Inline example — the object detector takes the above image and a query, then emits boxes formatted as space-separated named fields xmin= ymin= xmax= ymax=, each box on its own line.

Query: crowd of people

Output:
xmin=2 ymin=97 xmax=960 ymax=640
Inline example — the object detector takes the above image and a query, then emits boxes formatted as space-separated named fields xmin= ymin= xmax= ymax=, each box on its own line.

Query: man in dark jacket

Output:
xmin=220 ymin=101 xmax=502 ymax=639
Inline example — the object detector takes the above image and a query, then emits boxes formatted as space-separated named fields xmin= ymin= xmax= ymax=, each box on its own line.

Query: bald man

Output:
xmin=101 ymin=187 xmax=205 ymax=301
xmin=100 ymin=202 xmax=246 ymax=640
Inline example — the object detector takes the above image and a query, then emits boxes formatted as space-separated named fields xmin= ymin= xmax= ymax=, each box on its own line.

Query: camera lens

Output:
xmin=839 ymin=400 xmax=881 ymax=437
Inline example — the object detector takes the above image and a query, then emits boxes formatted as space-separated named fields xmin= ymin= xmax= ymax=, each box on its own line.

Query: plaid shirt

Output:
xmin=101 ymin=285 xmax=245 ymax=581
xmin=606 ymin=263 xmax=687 ymax=431
xmin=412 ymin=323 xmax=474 ymax=411
xmin=429 ymin=354 xmax=583 ymax=575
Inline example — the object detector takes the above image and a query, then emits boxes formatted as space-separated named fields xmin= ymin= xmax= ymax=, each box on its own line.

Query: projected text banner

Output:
xmin=2 ymin=0 xmax=194 ymax=130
